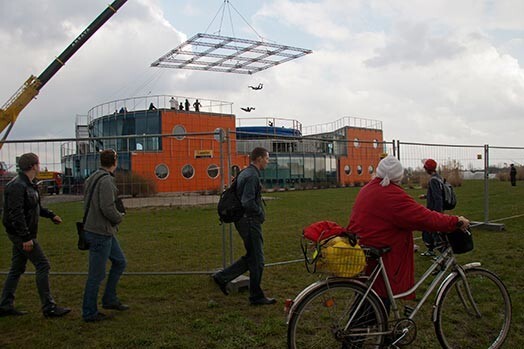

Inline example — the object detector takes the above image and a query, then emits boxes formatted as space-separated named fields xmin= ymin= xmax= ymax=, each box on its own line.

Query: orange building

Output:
xmin=64 ymin=95 xmax=384 ymax=193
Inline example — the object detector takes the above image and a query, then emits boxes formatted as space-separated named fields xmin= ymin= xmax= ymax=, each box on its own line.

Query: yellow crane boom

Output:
xmin=0 ymin=0 xmax=127 ymax=148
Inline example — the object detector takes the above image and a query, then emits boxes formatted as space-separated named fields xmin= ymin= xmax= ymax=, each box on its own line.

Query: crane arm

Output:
xmin=0 ymin=0 xmax=127 ymax=146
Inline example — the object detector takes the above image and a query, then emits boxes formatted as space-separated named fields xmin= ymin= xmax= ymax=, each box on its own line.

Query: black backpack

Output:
xmin=217 ymin=173 xmax=244 ymax=223
xmin=439 ymin=177 xmax=457 ymax=210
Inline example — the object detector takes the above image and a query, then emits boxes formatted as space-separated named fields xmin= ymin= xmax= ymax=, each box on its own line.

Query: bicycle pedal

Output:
xmin=403 ymin=305 xmax=414 ymax=317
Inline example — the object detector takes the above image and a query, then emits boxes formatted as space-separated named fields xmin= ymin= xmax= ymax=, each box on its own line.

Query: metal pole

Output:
xmin=227 ymin=129 xmax=234 ymax=265
xmin=219 ymin=128 xmax=227 ymax=269
xmin=484 ymin=144 xmax=489 ymax=223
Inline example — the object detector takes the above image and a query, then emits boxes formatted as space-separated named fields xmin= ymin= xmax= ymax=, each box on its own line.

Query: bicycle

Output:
xmin=286 ymin=230 xmax=512 ymax=348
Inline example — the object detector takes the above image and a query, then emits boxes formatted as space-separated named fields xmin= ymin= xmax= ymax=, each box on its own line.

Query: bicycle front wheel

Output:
xmin=435 ymin=267 xmax=512 ymax=349
xmin=287 ymin=279 xmax=388 ymax=349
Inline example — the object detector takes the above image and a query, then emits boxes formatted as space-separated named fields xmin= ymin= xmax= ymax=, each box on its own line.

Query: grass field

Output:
xmin=0 ymin=180 xmax=522 ymax=348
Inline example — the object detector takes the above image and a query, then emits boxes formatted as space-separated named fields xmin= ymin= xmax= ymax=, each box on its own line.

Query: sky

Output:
xmin=1 ymin=0 xmax=523 ymax=147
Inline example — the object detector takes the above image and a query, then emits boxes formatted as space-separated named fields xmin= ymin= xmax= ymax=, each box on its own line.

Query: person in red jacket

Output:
xmin=348 ymin=156 xmax=469 ymax=307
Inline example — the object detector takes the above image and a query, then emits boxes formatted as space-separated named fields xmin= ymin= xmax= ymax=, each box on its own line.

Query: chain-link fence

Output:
xmin=0 ymin=134 xmax=522 ymax=275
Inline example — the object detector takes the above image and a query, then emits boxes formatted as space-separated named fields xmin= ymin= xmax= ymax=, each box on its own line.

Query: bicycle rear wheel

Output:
xmin=435 ymin=267 xmax=512 ymax=349
xmin=287 ymin=280 xmax=388 ymax=349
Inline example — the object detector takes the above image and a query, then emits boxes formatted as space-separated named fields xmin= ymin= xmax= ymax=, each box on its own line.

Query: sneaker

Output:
xmin=84 ymin=312 xmax=113 ymax=323
xmin=43 ymin=305 xmax=71 ymax=318
xmin=0 ymin=308 xmax=28 ymax=317
xmin=420 ymin=250 xmax=436 ymax=257
xmin=102 ymin=302 xmax=129 ymax=311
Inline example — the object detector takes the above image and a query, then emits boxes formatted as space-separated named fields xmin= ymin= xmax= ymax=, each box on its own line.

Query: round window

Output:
xmin=173 ymin=125 xmax=186 ymax=140
xmin=155 ymin=164 xmax=169 ymax=180
xmin=357 ymin=165 xmax=363 ymax=175
xmin=182 ymin=164 xmax=195 ymax=179
xmin=373 ymin=139 xmax=378 ymax=149
xmin=344 ymin=165 xmax=351 ymax=175
xmin=354 ymin=138 xmax=360 ymax=148
xmin=368 ymin=165 xmax=374 ymax=174
xmin=207 ymin=164 xmax=219 ymax=179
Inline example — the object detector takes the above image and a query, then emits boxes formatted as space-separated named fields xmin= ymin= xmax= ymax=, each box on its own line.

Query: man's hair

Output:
xmin=250 ymin=147 xmax=268 ymax=162
xmin=18 ymin=152 xmax=39 ymax=171
xmin=100 ymin=149 xmax=118 ymax=168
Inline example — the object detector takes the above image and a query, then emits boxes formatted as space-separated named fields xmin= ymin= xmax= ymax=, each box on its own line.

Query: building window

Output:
xmin=373 ymin=139 xmax=378 ymax=148
xmin=207 ymin=164 xmax=219 ymax=179
xmin=214 ymin=128 xmax=224 ymax=142
xmin=182 ymin=164 xmax=195 ymax=179
xmin=368 ymin=165 xmax=374 ymax=174
xmin=354 ymin=138 xmax=360 ymax=148
xmin=344 ymin=165 xmax=351 ymax=175
xmin=155 ymin=164 xmax=169 ymax=180
xmin=173 ymin=125 xmax=186 ymax=140
xmin=357 ymin=165 xmax=363 ymax=175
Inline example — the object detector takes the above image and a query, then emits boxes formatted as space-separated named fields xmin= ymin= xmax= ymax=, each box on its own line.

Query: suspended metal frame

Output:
xmin=151 ymin=33 xmax=312 ymax=75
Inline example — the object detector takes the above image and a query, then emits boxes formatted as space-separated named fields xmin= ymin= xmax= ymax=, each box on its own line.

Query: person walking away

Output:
xmin=0 ymin=153 xmax=71 ymax=318
xmin=212 ymin=147 xmax=276 ymax=305
xmin=419 ymin=159 xmax=444 ymax=257
xmin=510 ymin=164 xmax=517 ymax=186
xmin=82 ymin=149 xmax=128 ymax=322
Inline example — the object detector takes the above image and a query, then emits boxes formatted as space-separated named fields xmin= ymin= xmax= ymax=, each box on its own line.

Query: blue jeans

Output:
xmin=215 ymin=217 xmax=265 ymax=301
xmin=0 ymin=238 xmax=55 ymax=312
xmin=82 ymin=232 xmax=127 ymax=320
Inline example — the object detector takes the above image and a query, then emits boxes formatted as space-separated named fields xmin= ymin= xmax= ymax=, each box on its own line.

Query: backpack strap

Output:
xmin=83 ymin=173 xmax=109 ymax=224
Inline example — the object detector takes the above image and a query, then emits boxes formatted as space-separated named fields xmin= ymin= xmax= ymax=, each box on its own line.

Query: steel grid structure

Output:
xmin=151 ymin=33 xmax=312 ymax=75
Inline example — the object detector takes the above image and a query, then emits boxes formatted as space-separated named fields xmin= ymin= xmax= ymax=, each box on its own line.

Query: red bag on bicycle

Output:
xmin=303 ymin=221 xmax=347 ymax=242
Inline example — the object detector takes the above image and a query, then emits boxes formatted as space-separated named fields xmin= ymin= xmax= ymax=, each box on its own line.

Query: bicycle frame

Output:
xmin=361 ymin=246 xmax=481 ymax=324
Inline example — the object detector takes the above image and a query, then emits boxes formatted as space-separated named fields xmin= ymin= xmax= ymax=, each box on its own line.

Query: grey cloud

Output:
xmin=365 ymin=21 xmax=465 ymax=67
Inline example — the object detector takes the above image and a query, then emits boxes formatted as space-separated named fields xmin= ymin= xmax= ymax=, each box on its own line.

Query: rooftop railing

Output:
xmin=87 ymin=95 xmax=233 ymax=123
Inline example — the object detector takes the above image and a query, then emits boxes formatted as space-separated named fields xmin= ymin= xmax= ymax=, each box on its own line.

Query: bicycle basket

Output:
xmin=316 ymin=237 xmax=367 ymax=278
xmin=446 ymin=229 xmax=474 ymax=254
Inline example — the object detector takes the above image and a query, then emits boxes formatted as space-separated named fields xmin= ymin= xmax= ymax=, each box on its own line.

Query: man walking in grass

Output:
xmin=213 ymin=147 xmax=276 ymax=305
xmin=0 ymin=152 xmax=70 ymax=318
xmin=82 ymin=149 xmax=128 ymax=322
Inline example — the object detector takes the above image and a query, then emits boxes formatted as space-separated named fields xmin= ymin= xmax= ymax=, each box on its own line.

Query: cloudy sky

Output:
xmin=1 ymin=0 xmax=523 ymax=146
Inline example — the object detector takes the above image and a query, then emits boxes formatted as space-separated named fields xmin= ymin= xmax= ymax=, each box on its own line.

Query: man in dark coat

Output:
xmin=212 ymin=147 xmax=276 ymax=305
xmin=0 ymin=153 xmax=70 ymax=318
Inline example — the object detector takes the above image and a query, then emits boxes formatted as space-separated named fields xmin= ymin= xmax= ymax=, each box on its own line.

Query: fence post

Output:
xmin=227 ymin=129 xmax=234 ymax=265
xmin=218 ymin=128 xmax=227 ymax=269
xmin=477 ymin=144 xmax=504 ymax=230
xmin=484 ymin=144 xmax=489 ymax=224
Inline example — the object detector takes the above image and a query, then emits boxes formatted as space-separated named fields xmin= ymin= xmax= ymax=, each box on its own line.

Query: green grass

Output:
xmin=0 ymin=180 xmax=523 ymax=348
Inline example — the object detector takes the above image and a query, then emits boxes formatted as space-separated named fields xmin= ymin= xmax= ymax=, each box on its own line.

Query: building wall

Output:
xmin=338 ymin=127 xmax=384 ymax=186
xmin=130 ymin=109 xmax=248 ymax=193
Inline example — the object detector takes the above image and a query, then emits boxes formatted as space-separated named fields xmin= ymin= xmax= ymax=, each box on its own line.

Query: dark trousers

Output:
xmin=422 ymin=231 xmax=436 ymax=250
xmin=0 ymin=239 xmax=55 ymax=312
xmin=215 ymin=217 xmax=265 ymax=301
xmin=511 ymin=176 xmax=516 ymax=186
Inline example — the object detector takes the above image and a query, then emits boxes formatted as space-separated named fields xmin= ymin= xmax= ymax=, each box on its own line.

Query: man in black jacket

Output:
xmin=213 ymin=147 xmax=276 ymax=305
xmin=0 ymin=153 xmax=71 ymax=318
